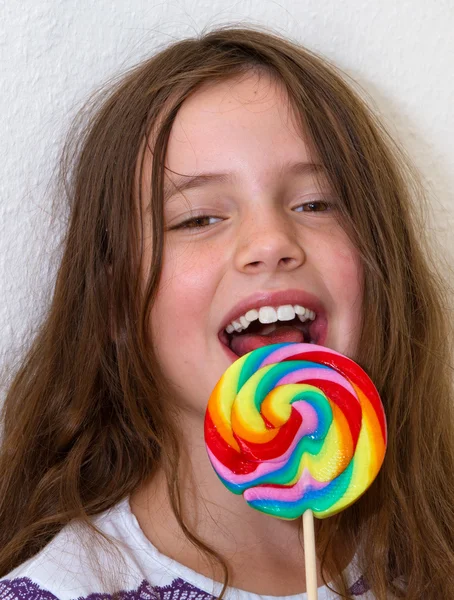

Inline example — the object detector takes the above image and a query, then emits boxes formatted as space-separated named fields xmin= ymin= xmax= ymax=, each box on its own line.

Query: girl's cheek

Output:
xmin=172 ymin=238 xmax=226 ymax=277
xmin=158 ymin=239 xmax=225 ymax=308
xmin=338 ymin=243 xmax=364 ymax=290
xmin=324 ymin=227 xmax=362 ymax=274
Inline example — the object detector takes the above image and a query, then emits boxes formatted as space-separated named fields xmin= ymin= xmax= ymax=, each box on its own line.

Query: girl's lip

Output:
xmin=218 ymin=289 xmax=328 ymax=360
xmin=219 ymin=337 xmax=243 ymax=362
xmin=219 ymin=288 xmax=326 ymax=334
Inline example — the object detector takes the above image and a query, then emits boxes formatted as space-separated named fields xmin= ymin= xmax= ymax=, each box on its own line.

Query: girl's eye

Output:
xmin=294 ymin=199 xmax=333 ymax=213
xmin=171 ymin=215 xmax=223 ymax=230
xmin=169 ymin=199 xmax=334 ymax=231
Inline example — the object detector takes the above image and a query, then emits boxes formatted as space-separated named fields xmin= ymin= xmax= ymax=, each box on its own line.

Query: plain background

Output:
xmin=1 ymin=0 xmax=453 ymax=393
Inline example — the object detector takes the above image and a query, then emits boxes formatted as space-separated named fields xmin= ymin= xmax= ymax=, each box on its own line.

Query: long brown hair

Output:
xmin=1 ymin=24 xmax=453 ymax=599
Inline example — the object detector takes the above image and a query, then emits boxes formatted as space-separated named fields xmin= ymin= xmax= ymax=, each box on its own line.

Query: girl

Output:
xmin=0 ymin=24 xmax=453 ymax=600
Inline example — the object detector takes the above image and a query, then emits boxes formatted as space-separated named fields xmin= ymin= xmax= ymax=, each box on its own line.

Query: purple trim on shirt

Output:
xmin=0 ymin=575 xmax=370 ymax=600
xmin=0 ymin=577 xmax=59 ymax=600
xmin=349 ymin=575 xmax=369 ymax=595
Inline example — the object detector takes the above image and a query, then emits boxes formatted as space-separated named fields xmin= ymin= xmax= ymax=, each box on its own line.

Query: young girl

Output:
xmin=0 ymin=24 xmax=453 ymax=600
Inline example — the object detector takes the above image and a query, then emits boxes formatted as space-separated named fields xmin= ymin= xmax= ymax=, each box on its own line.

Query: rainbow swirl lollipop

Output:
xmin=204 ymin=342 xmax=386 ymax=520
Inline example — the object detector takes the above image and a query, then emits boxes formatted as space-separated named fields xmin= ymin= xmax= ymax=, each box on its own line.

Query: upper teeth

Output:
xmin=225 ymin=304 xmax=316 ymax=334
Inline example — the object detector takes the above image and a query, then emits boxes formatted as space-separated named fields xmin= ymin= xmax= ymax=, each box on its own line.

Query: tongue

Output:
xmin=230 ymin=325 xmax=305 ymax=357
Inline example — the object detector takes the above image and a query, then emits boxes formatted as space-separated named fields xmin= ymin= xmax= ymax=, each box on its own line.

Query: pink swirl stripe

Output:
xmin=276 ymin=367 xmax=355 ymax=395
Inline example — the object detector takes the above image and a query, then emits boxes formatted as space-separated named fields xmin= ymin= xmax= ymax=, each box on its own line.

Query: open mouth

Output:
xmin=219 ymin=315 xmax=322 ymax=359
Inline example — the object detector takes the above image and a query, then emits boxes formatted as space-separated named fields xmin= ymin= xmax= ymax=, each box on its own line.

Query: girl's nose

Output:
xmin=234 ymin=214 xmax=306 ymax=275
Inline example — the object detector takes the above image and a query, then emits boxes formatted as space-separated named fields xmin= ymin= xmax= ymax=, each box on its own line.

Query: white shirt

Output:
xmin=0 ymin=497 xmax=373 ymax=600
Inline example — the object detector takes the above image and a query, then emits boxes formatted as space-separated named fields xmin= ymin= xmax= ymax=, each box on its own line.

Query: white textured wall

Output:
xmin=1 ymin=0 xmax=453 ymax=388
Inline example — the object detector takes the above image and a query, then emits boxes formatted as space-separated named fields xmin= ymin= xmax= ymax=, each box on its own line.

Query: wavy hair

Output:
xmin=1 ymin=24 xmax=453 ymax=599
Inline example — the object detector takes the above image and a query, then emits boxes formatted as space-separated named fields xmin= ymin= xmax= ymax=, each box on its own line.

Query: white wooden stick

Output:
xmin=303 ymin=509 xmax=318 ymax=600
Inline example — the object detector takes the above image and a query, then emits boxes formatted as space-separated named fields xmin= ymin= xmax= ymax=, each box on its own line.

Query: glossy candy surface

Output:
xmin=204 ymin=343 xmax=387 ymax=519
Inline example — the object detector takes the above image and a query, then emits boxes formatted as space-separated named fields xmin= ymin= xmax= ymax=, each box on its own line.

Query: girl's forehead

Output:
xmin=178 ymin=71 xmax=289 ymax=114
xmin=171 ymin=72 xmax=298 ymax=137
xmin=166 ymin=78 xmax=308 ymax=168
xmin=137 ymin=72 xmax=320 ymax=205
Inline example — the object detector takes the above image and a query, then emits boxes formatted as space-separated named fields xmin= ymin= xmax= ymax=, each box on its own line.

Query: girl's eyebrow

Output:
xmin=162 ymin=161 xmax=324 ymax=203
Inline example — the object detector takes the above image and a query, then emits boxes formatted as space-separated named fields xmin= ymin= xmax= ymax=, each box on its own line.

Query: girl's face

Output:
xmin=143 ymin=72 xmax=363 ymax=415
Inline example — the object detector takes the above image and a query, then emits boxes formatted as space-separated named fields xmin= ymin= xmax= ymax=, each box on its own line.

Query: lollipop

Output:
xmin=204 ymin=342 xmax=387 ymax=520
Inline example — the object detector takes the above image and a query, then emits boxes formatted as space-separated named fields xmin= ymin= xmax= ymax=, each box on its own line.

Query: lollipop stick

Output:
xmin=303 ymin=509 xmax=318 ymax=600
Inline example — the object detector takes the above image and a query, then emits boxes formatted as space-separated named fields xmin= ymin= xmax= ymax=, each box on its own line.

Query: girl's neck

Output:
xmin=129 ymin=411 xmax=355 ymax=595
